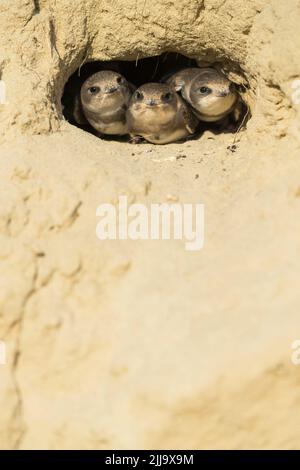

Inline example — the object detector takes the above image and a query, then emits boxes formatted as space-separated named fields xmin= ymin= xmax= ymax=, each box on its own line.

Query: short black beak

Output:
xmin=219 ymin=90 xmax=230 ymax=97
xmin=106 ymin=86 xmax=118 ymax=94
xmin=147 ymin=99 xmax=156 ymax=106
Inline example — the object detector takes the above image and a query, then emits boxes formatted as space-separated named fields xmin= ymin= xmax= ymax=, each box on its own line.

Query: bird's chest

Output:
xmin=88 ymin=108 xmax=127 ymax=135
xmin=144 ymin=126 xmax=188 ymax=144
xmin=92 ymin=119 xmax=127 ymax=135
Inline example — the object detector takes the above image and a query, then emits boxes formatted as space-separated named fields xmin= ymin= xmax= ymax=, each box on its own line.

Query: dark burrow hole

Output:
xmin=62 ymin=52 xmax=249 ymax=142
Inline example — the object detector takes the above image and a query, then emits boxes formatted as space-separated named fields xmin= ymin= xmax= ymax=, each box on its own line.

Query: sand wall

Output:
xmin=1 ymin=0 xmax=300 ymax=449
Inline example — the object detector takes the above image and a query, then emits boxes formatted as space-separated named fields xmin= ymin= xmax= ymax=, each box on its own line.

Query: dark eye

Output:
xmin=199 ymin=86 xmax=211 ymax=95
xmin=88 ymin=86 xmax=100 ymax=94
xmin=229 ymin=82 xmax=236 ymax=92
xmin=117 ymin=76 xmax=125 ymax=85
xmin=135 ymin=91 xmax=144 ymax=101
xmin=162 ymin=92 xmax=173 ymax=102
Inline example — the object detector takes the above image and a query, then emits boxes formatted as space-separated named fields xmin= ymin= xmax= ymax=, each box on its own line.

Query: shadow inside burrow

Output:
xmin=61 ymin=52 xmax=249 ymax=142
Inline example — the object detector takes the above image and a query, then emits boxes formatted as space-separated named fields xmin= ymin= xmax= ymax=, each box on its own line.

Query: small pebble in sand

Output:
xmin=176 ymin=154 xmax=187 ymax=160
xmin=227 ymin=144 xmax=238 ymax=153
xmin=166 ymin=194 xmax=179 ymax=202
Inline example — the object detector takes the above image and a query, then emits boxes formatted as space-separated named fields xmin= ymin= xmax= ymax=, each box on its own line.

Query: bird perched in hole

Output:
xmin=78 ymin=71 xmax=136 ymax=136
xmin=165 ymin=68 xmax=238 ymax=123
xmin=126 ymin=83 xmax=199 ymax=144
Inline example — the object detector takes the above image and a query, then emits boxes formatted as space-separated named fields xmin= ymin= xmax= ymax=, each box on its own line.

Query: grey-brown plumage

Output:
xmin=79 ymin=71 xmax=136 ymax=136
xmin=166 ymin=68 xmax=238 ymax=123
xmin=126 ymin=83 xmax=199 ymax=144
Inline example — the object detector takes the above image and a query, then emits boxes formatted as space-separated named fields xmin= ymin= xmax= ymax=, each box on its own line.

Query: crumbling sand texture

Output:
xmin=0 ymin=0 xmax=300 ymax=449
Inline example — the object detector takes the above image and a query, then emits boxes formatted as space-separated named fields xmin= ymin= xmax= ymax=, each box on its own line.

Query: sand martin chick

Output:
xmin=126 ymin=83 xmax=199 ymax=144
xmin=166 ymin=68 xmax=238 ymax=123
xmin=80 ymin=71 xmax=136 ymax=136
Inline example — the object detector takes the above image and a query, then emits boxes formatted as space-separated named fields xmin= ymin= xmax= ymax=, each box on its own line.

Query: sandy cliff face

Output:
xmin=0 ymin=0 xmax=300 ymax=449
xmin=1 ymin=0 xmax=299 ymax=139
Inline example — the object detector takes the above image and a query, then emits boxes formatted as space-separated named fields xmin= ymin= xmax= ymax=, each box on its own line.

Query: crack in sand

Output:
xmin=11 ymin=260 xmax=39 ymax=450
xmin=33 ymin=1 xmax=40 ymax=15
